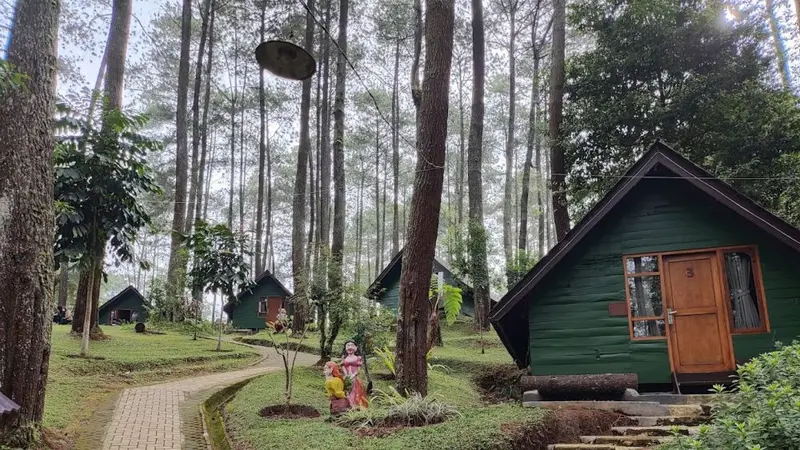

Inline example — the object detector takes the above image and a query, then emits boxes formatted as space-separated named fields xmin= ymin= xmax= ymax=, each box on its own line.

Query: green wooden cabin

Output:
xmin=366 ymin=249 xmax=495 ymax=317
xmin=98 ymin=286 xmax=150 ymax=325
xmin=491 ymin=141 xmax=800 ymax=389
xmin=224 ymin=270 xmax=293 ymax=331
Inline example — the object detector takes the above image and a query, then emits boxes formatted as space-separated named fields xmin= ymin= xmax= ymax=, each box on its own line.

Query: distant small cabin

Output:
xmin=491 ymin=141 xmax=800 ymax=389
xmin=224 ymin=270 xmax=293 ymax=331
xmin=366 ymin=249 xmax=495 ymax=317
xmin=99 ymin=286 xmax=150 ymax=325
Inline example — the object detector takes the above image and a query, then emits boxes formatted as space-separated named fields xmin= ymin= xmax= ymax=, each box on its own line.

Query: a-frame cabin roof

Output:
xmin=365 ymin=248 xmax=494 ymax=302
xmin=223 ymin=270 xmax=293 ymax=316
xmin=98 ymin=285 xmax=148 ymax=313
xmin=491 ymin=140 xmax=800 ymax=368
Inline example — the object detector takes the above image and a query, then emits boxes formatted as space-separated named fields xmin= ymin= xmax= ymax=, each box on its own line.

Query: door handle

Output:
xmin=667 ymin=308 xmax=677 ymax=325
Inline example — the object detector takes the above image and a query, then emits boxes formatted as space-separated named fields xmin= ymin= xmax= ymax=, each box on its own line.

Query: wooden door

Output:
xmin=664 ymin=253 xmax=734 ymax=374
xmin=266 ymin=296 xmax=282 ymax=323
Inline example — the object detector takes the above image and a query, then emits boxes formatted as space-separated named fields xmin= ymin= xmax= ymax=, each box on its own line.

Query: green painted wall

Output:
xmin=98 ymin=292 xmax=149 ymax=324
xmin=374 ymin=260 xmax=476 ymax=316
xmin=231 ymin=279 xmax=289 ymax=330
xmin=528 ymin=179 xmax=800 ymax=384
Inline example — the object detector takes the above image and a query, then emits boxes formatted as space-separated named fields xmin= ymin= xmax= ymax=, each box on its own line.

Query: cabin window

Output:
xmin=623 ymin=246 xmax=769 ymax=339
xmin=723 ymin=250 xmax=765 ymax=332
xmin=625 ymin=255 xmax=666 ymax=339
xmin=258 ymin=299 xmax=268 ymax=316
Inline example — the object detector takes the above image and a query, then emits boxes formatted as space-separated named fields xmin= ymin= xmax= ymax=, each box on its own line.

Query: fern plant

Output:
xmin=374 ymin=346 xmax=396 ymax=376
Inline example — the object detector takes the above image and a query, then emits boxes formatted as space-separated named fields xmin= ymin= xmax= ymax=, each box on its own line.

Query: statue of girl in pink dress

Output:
xmin=341 ymin=340 xmax=369 ymax=408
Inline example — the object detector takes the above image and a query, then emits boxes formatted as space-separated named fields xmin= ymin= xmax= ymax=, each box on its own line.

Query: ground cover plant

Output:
xmin=44 ymin=324 xmax=259 ymax=445
xmin=661 ymin=341 xmax=800 ymax=450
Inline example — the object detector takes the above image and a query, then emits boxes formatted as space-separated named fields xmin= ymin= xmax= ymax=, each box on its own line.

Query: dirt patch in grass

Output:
xmin=503 ymin=408 xmax=633 ymax=450
xmin=258 ymin=404 xmax=321 ymax=419
xmin=473 ymin=364 xmax=526 ymax=403
xmin=64 ymin=354 xmax=107 ymax=361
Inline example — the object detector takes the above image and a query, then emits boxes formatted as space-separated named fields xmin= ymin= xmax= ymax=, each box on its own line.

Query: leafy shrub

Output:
xmin=335 ymin=388 xmax=461 ymax=430
xmin=334 ymin=407 xmax=387 ymax=429
xmin=662 ymin=341 xmax=800 ymax=450
xmin=373 ymin=388 xmax=461 ymax=427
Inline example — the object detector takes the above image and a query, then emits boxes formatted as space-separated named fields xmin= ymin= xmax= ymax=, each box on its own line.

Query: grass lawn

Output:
xmin=45 ymin=324 xmax=260 ymax=442
xmin=225 ymin=324 xmax=544 ymax=450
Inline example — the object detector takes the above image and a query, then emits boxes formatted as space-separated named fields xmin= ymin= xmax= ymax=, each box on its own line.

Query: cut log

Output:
xmin=134 ymin=322 xmax=146 ymax=333
xmin=521 ymin=373 xmax=637 ymax=400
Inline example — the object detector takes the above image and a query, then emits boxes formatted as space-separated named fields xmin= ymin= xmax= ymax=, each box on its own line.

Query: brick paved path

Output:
xmin=99 ymin=342 xmax=316 ymax=450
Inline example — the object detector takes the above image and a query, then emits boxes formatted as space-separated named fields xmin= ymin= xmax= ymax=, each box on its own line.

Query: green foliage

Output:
xmin=564 ymin=0 xmax=800 ymax=224
xmin=145 ymin=278 xmax=184 ymax=324
xmin=370 ymin=389 xmax=461 ymax=427
xmin=0 ymin=60 xmax=28 ymax=98
xmin=429 ymin=276 xmax=463 ymax=325
xmin=347 ymin=308 xmax=395 ymax=355
xmin=185 ymin=221 xmax=253 ymax=303
xmin=662 ymin=342 xmax=800 ymax=450
xmin=506 ymin=251 xmax=537 ymax=287
xmin=374 ymin=346 xmax=397 ymax=376
xmin=53 ymin=104 xmax=162 ymax=269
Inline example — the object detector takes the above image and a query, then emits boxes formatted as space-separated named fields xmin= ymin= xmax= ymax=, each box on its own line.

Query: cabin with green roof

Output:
xmin=99 ymin=286 xmax=150 ymax=325
xmin=491 ymin=141 xmax=800 ymax=389
xmin=366 ymin=250 xmax=494 ymax=317
xmin=224 ymin=270 xmax=293 ymax=331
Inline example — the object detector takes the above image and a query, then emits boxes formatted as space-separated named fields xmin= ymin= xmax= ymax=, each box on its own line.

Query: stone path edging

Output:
xmin=97 ymin=342 xmax=316 ymax=450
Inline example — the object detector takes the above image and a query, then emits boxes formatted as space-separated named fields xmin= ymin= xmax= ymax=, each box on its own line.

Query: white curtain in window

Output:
xmin=725 ymin=253 xmax=761 ymax=329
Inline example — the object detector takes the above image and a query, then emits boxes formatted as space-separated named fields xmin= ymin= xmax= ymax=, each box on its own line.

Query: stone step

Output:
xmin=523 ymin=400 xmax=670 ymax=417
xmin=629 ymin=416 xmax=711 ymax=426
xmin=547 ymin=445 xmax=646 ymax=450
xmin=611 ymin=425 xmax=700 ymax=436
xmin=667 ymin=404 xmax=711 ymax=416
xmin=626 ymin=392 xmax=717 ymax=405
xmin=581 ymin=435 xmax=672 ymax=447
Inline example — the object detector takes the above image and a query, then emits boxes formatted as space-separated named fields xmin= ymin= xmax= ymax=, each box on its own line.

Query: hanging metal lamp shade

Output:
xmin=255 ymin=40 xmax=317 ymax=81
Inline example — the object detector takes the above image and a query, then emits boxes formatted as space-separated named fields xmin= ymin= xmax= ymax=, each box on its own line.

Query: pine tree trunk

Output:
xmin=255 ymin=3 xmax=267 ymax=275
xmin=238 ymin=64 xmax=247 ymax=233
xmin=58 ymin=267 xmax=69 ymax=308
xmin=196 ymin=1 xmax=214 ymax=225
xmin=503 ymin=2 xmax=517 ymax=284
xmin=468 ymin=0 xmax=490 ymax=331
xmin=316 ymin=0 xmax=333 ymax=289
xmin=186 ymin=0 xmax=212 ymax=235
xmin=326 ymin=0 xmax=348 ymax=358
xmin=355 ymin=161 xmax=365 ymax=284
xmin=457 ymin=57 xmax=466 ymax=225
xmin=0 ymin=0 xmax=58 ymax=442
xmin=396 ymin=0 xmax=456 ymax=397
xmin=292 ymin=0 xmax=316 ymax=331
xmin=548 ymin=0 xmax=570 ymax=241
xmin=765 ymin=0 xmax=791 ymax=89
xmin=375 ymin=118 xmax=381 ymax=275
xmin=520 ymin=49 xmax=540 ymax=256
xmin=411 ymin=0 xmax=423 ymax=117
xmin=167 ymin=0 xmax=193 ymax=300
xmin=264 ymin=109 xmax=273 ymax=272
xmin=392 ymin=39 xmax=401 ymax=255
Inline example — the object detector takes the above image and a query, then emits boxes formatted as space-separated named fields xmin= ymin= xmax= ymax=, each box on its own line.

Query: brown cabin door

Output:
xmin=266 ymin=296 xmax=282 ymax=323
xmin=663 ymin=253 xmax=734 ymax=374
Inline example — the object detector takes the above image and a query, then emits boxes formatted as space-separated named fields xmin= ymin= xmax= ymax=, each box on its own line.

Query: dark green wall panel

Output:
xmin=527 ymin=178 xmax=800 ymax=383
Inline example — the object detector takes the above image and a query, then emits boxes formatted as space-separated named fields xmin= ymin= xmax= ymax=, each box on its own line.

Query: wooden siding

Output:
xmin=232 ymin=280 xmax=288 ymax=330
xmin=528 ymin=179 xmax=800 ymax=383
xmin=374 ymin=259 xmax=476 ymax=316
xmin=98 ymin=292 xmax=149 ymax=325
